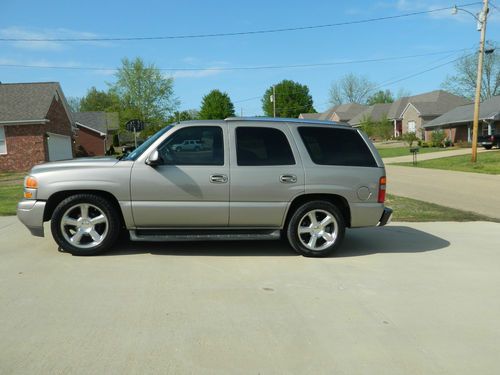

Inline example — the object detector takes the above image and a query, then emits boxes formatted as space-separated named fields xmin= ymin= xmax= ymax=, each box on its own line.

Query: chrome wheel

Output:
xmin=297 ymin=209 xmax=338 ymax=251
xmin=60 ymin=203 xmax=109 ymax=249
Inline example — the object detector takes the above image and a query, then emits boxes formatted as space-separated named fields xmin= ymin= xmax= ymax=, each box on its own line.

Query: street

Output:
xmin=1 ymin=216 xmax=499 ymax=374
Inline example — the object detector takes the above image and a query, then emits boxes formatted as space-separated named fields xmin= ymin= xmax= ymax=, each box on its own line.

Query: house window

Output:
xmin=408 ymin=121 xmax=416 ymax=133
xmin=0 ymin=126 xmax=6 ymax=154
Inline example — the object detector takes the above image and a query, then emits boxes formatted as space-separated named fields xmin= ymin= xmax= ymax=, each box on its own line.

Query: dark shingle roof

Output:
xmin=424 ymin=95 xmax=500 ymax=129
xmin=0 ymin=82 xmax=71 ymax=123
xmin=397 ymin=90 xmax=469 ymax=118
xmin=349 ymin=103 xmax=393 ymax=125
xmin=319 ymin=103 xmax=367 ymax=122
xmin=73 ymin=112 xmax=119 ymax=134
xmin=298 ymin=113 xmax=322 ymax=120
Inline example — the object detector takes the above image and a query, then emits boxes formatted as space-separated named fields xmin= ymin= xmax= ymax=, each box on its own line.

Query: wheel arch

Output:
xmin=43 ymin=190 xmax=125 ymax=228
xmin=283 ymin=193 xmax=351 ymax=230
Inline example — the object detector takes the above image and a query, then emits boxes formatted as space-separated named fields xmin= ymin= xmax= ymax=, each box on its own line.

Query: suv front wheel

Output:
xmin=51 ymin=194 xmax=120 ymax=256
xmin=287 ymin=201 xmax=345 ymax=257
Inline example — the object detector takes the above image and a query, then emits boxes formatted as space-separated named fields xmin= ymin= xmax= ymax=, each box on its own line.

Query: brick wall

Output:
xmin=0 ymin=125 xmax=46 ymax=172
xmin=0 ymin=96 xmax=74 ymax=172
xmin=75 ymin=127 xmax=105 ymax=156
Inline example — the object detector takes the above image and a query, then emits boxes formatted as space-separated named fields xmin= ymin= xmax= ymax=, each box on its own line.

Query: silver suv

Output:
xmin=17 ymin=118 xmax=392 ymax=257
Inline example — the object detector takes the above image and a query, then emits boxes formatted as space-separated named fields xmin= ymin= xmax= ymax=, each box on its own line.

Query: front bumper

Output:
xmin=378 ymin=207 xmax=393 ymax=227
xmin=17 ymin=200 xmax=46 ymax=237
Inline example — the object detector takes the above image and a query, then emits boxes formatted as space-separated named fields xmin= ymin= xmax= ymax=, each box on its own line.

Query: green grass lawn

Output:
xmin=377 ymin=146 xmax=453 ymax=158
xmin=386 ymin=194 xmax=498 ymax=222
xmin=396 ymin=150 xmax=500 ymax=174
xmin=0 ymin=172 xmax=25 ymax=216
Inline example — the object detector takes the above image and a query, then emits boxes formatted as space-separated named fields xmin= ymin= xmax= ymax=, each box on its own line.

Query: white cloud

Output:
xmin=0 ymin=26 xmax=107 ymax=50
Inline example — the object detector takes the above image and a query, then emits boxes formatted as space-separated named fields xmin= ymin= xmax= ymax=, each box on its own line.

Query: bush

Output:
xmin=431 ymin=130 xmax=447 ymax=148
xmin=421 ymin=142 xmax=430 ymax=148
xmin=402 ymin=132 xmax=418 ymax=147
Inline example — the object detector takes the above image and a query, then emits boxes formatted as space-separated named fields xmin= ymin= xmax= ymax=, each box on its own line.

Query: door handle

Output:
xmin=210 ymin=174 xmax=228 ymax=183
xmin=280 ymin=174 xmax=297 ymax=183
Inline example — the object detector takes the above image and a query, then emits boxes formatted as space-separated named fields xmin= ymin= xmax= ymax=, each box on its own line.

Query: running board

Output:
xmin=129 ymin=229 xmax=281 ymax=242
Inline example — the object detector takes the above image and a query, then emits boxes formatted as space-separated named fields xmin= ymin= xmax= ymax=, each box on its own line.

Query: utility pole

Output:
xmin=272 ymin=85 xmax=276 ymax=118
xmin=471 ymin=0 xmax=489 ymax=162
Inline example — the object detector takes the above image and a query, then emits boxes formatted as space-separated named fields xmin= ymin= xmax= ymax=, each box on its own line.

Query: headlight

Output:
xmin=23 ymin=176 xmax=38 ymax=199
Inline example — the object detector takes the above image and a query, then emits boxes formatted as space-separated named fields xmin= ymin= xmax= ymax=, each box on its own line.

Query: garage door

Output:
xmin=47 ymin=133 xmax=73 ymax=161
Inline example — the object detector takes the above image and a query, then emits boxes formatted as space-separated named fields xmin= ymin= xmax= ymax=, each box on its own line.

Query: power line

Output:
xmin=0 ymin=2 xmax=481 ymax=42
xmin=0 ymin=48 xmax=473 ymax=73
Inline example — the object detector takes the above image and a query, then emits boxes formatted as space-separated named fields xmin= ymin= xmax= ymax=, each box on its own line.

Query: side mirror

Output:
xmin=145 ymin=150 xmax=162 ymax=166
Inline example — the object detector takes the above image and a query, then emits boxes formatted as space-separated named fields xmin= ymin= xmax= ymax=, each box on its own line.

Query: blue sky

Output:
xmin=1 ymin=0 xmax=499 ymax=115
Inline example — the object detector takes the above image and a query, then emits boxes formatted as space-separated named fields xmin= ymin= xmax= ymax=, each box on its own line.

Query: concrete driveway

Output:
xmin=1 ymin=216 xmax=500 ymax=375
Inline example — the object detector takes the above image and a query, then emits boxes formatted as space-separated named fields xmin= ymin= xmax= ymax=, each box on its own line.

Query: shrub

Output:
xmin=431 ymin=130 xmax=447 ymax=148
xmin=402 ymin=132 xmax=418 ymax=147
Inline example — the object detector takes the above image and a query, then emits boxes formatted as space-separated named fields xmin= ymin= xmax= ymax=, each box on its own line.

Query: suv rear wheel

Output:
xmin=51 ymin=194 xmax=120 ymax=256
xmin=287 ymin=201 xmax=345 ymax=257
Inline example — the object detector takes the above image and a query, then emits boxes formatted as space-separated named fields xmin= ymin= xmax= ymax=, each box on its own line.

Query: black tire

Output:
xmin=484 ymin=145 xmax=493 ymax=150
xmin=50 ymin=194 xmax=120 ymax=256
xmin=286 ymin=201 xmax=345 ymax=257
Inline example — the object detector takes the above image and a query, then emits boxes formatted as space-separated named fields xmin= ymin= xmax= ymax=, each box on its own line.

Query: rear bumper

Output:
xmin=17 ymin=200 xmax=46 ymax=237
xmin=378 ymin=207 xmax=393 ymax=227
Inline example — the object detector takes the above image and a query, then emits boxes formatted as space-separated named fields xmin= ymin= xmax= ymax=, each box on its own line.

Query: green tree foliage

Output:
xmin=329 ymin=73 xmax=376 ymax=105
xmin=166 ymin=109 xmax=199 ymax=123
xmin=79 ymin=87 xmax=121 ymax=113
xmin=442 ymin=42 xmax=499 ymax=100
xmin=431 ymin=130 xmax=447 ymax=147
xmin=110 ymin=57 xmax=179 ymax=130
xmin=403 ymin=132 xmax=418 ymax=147
xmin=359 ymin=115 xmax=393 ymax=140
xmin=262 ymin=80 xmax=315 ymax=118
xmin=367 ymin=90 xmax=394 ymax=105
xmin=199 ymin=90 xmax=235 ymax=119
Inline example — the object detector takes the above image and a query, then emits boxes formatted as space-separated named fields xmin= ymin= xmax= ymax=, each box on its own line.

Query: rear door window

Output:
xmin=236 ymin=127 xmax=295 ymax=166
xmin=298 ymin=127 xmax=377 ymax=167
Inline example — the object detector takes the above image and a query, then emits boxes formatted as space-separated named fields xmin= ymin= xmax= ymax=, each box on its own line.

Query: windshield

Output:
xmin=121 ymin=125 xmax=173 ymax=161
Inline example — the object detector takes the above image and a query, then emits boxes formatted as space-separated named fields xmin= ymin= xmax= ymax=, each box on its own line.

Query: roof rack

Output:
xmin=224 ymin=117 xmax=350 ymax=127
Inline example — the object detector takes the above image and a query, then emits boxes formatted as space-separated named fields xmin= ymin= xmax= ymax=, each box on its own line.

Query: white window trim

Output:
xmin=0 ymin=126 xmax=7 ymax=155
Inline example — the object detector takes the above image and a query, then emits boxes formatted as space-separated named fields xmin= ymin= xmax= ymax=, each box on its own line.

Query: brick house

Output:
xmin=347 ymin=90 xmax=469 ymax=139
xmin=0 ymin=82 xmax=75 ymax=172
xmin=73 ymin=112 xmax=119 ymax=156
xmin=423 ymin=95 xmax=500 ymax=143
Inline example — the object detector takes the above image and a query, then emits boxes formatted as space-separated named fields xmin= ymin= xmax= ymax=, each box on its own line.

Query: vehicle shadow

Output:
xmin=104 ymin=225 xmax=449 ymax=257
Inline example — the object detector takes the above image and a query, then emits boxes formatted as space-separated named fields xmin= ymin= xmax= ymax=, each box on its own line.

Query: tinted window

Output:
xmin=298 ymin=127 xmax=377 ymax=167
xmin=236 ymin=127 xmax=295 ymax=166
xmin=158 ymin=126 xmax=223 ymax=165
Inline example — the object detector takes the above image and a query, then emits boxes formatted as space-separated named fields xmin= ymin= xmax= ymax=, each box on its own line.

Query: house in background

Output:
xmin=73 ymin=112 xmax=119 ymax=156
xmin=423 ymin=95 xmax=500 ymax=143
xmin=298 ymin=113 xmax=322 ymax=120
xmin=318 ymin=103 xmax=368 ymax=123
xmin=0 ymin=82 xmax=75 ymax=172
xmin=348 ymin=103 xmax=393 ymax=126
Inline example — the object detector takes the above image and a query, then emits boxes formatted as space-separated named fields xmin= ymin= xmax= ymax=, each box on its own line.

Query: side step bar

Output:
xmin=129 ymin=229 xmax=281 ymax=242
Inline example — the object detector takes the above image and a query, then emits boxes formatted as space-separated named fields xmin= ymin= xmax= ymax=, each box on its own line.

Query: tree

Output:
xmin=166 ymin=109 xmax=199 ymax=123
xmin=198 ymin=90 xmax=235 ymax=119
xmin=367 ymin=90 xmax=394 ymax=105
xmin=442 ymin=42 xmax=499 ymax=100
xmin=79 ymin=87 xmax=120 ymax=113
xmin=110 ymin=57 xmax=178 ymax=129
xmin=67 ymin=96 xmax=81 ymax=112
xmin=261 ymin=80 xmax=315 ymax=118
xmin=329 ymin=73 xmax=376 ymax=105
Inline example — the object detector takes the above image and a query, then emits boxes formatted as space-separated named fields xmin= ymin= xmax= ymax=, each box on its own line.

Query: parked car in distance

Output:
xmin=172 ymin=139 xmax=202 ymax=152
xmin=17 ymin=117 xmax=392 ymax=257
xmin=478 ymin=133 xmax=500 ymax=149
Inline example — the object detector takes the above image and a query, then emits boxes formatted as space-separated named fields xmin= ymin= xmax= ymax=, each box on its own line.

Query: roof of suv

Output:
xmin=168 ymin=117 xmax=352 ymax=128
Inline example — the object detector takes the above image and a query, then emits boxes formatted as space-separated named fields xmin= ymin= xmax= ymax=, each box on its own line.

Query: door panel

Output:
xmin=229 ymin=124 xmax=304 ymax=227
xmin=130 ymin=125 xmax=229 ymax=227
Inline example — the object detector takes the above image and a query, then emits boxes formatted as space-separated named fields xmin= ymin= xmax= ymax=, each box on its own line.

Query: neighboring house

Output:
xmin=423 ymin=95 xmax=500 ymax=143
xmin=298 ymin=113 xmax=322 ymax=120
xmin=73 ymin=112 xmax=119 ymax=156
xmin=348 ymin=90 xmax=469 ymax=139
xmin=349 ymin=103 xmax=393 ymax=126
xmin=318 ymin=103 xmax=368 ymax=123
xmin=0 ymin=82 xmax=75 ymax=172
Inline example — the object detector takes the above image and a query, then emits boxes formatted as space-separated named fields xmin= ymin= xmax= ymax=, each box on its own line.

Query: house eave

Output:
xmin=0 ymin=119 xmax=50 ymax=126
xmin=75 ymin=121 xmax=107 ymax=137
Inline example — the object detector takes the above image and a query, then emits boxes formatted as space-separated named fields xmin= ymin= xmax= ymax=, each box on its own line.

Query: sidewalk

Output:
xmin=383 ymin=147 xmax=490 ymax=164
xmin=385 ymin=165 xmax=500 ymax=220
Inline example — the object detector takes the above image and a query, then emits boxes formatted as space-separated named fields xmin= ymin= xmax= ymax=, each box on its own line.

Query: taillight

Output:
xmin=491 ymin=135 xmax=495 ymax=142
xmin=378 ymin=176 xmax=387 ymax=203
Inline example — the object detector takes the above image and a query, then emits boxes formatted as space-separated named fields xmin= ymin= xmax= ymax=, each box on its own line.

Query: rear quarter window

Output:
xmin=298 ymin=127 xmax=377 ymax=167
